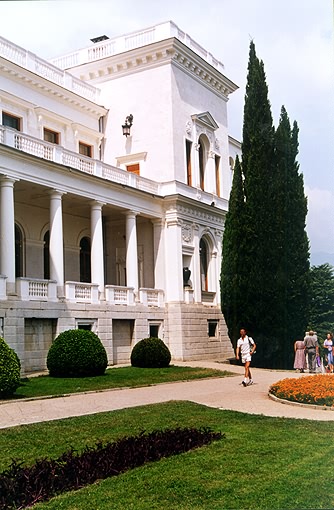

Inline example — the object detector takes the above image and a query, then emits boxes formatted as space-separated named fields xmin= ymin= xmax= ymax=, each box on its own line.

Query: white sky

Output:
xmin=1 ymin=0 xmax=333 ymax=260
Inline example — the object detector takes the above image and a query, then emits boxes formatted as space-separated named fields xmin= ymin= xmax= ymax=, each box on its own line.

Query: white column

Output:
xmin=164 ymin=218 xmax=183 ymax=302
xmin=215 ymin=230 xmax=223 ymax=306
xmin=193 ymin=142 xmax=201 ymax=189
xmin=193 ymin=227 xmax=202 ymax=303
xmin=49 ymin=190 xmax=65 ymax=297
xmin=206 ymin=151 xmax=216 ymax=195
xmin=0 ymin=177 xmax=16 ymax=293
xmin=125 ymin=210 xmax=138 ymax=294
xmin=152 ymin=219 xmax=165 ymax=290
xmin=91 ymin=201 xmax=105 ymax=299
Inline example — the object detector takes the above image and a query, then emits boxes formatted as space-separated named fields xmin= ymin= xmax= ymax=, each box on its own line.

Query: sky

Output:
xmin=1 ymin=0 xmax=333 ymax=264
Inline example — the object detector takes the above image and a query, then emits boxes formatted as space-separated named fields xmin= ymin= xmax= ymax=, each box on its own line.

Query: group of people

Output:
xmin=236 ymin=328 xmax=334 ymax=387
xmin=294 ymin=331 xmax=334 ymax=374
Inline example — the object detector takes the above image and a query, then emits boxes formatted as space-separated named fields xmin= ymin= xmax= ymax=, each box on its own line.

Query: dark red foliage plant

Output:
xmin=0 ymin=427 xmax=224 ymax=509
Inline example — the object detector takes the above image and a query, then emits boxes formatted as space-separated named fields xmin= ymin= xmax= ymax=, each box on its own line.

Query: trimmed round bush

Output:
xmin=47 ymin=329 xmax=108 ymax=377
xmin=131 ymin=337 xmax=171 ymax=368
xmin=0 ymin=337 xmax=21 ymax=397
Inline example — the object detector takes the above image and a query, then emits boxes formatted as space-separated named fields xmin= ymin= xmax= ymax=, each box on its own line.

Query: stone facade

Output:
xmin=0 ymin=21 xmax=240 ymax=374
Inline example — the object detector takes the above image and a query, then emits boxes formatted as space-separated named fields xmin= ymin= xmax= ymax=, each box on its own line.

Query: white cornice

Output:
xmin=0 ymin=57 xmax=107 ymax=118
xmin=70 ymin=38 xmax=238 ymax=100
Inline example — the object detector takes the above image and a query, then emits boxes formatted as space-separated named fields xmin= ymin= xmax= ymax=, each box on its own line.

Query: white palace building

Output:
xmin=0 ymin=21 xmax=240 ymax=373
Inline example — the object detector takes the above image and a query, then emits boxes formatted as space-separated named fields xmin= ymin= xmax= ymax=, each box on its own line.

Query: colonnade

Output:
xmin=0 ymin=177 xmax=141 ymax=298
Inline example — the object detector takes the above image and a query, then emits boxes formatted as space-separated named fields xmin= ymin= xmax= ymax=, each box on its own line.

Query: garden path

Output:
xmin=1 ymin=361 xmax=334 ymax=429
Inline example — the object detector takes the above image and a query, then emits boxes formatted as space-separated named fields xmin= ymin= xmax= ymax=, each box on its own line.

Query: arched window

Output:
xmin=200 ymin=238 xmax=209 ymax=291
xmin=43 ymin=230 xmax=50 ymax=280
xmin=15 ymin=224 xmax=24 ymax=277
xmin=80 ymin=236 xmax=91 ymax=283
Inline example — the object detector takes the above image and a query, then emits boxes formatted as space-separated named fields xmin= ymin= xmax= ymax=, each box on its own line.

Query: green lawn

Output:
xmin=0 ymin=401 xmax=332 ymax=509
xmin=7 ymin=365 xmax=234 ymax=400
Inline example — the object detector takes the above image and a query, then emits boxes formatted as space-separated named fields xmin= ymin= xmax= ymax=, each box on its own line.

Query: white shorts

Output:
xmin=242 ymin=355 xmax=251 ymax=364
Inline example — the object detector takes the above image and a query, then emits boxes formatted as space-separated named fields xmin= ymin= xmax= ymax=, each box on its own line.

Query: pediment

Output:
xmin=191 ymin=112 xmax=219 ymax=131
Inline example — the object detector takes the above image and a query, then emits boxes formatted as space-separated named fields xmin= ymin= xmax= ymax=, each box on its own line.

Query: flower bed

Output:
xmin=269 ymin=375 xmax=334 ymax=407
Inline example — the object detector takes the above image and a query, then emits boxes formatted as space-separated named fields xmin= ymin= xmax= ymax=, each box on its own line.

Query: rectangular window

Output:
xmin=186 ymin=139 xmax=192 ymax=186
xmin=149 ymin=321 xmax=163 ymax=339
xmin=79 ymin=142 xmax=93 ymax=158
xmin=43 ymin=128 xmax=59 ymax=144
xmin=208 ymin=320 xmax=218 ymax=338
xmin=2 ymin=112 xmax=21 ymax=131
xmin=215 ymin=155 xmax=221 ymax=197
xmin=126 ymin=163 xmax=140 ymax=175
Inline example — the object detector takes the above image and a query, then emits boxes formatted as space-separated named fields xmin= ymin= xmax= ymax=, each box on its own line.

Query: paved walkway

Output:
xmin=1 ymin=361 xmax=334 ymax=429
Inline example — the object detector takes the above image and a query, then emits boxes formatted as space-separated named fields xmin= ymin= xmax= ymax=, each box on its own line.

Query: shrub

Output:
xmin=0 ymin=427 xmax=223 ymax=510
xmin=47 ymin=329 xmax=108 ymax=377
xmin=0 ymin=338 xmax=21 ymax=397
xmin=131 ymin=337 xmax=171 ymax=368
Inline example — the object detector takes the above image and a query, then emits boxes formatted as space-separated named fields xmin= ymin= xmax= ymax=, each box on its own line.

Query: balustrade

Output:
xmin=139 ymin=288 xmax=164 ymax=307
xmin=105 ymin=285 xmax=135 ymax=305
xmin=16 ymin=278 xmax=57 ymax=301
xmin=1 ymin=126 xmax=160 ymax=194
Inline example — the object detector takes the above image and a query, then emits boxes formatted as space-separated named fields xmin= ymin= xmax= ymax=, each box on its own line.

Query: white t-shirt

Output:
xmin=324 ymin=339 xmax=333 ymax=352
xmin=237 ymin=335 xmax=255 ymax=358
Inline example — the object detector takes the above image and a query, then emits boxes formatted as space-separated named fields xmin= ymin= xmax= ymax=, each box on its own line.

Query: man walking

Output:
xmin=304 ymin=331 xmax=319 ymax=373
xmin=236 ymin=328 xmax=256 ymax=386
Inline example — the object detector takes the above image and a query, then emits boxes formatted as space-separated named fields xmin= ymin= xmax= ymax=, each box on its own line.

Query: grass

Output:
xmin=0 ymin=401 xmax=333 ymax=509
xmin=6 ymin=365 xmax=234 ymax=400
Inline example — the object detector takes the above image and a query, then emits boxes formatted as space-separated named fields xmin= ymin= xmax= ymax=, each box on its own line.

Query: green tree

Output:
xmin=221 ymin=42 xmax=310 ymax=369
xmin=238 ymin=41 xmax=277 ymax=366
xmin=221 ymin=156 xmax=246 ymax=350
xmin=308 ymin=264 xmax=334 ymax=341
xmin=272 ymin=107 xmax=310 ymax=367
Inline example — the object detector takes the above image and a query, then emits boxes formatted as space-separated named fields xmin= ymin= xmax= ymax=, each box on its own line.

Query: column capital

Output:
xmin=90 ymin=200 xmax=105 ymax=212
xmin=0 ymin=175 xmax=19 ymax=185
xmin=124 ymin=210 xmax=139 ymax=219
xmin=49 ymin=189 xmax=67 ymax=198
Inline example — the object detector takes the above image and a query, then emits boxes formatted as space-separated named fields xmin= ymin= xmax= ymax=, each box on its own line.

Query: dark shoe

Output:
xmin=242 ymin=381 xmax=247 ymax=387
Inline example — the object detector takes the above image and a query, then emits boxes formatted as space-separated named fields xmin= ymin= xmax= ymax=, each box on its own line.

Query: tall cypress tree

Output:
xmin=221 ymin=42 xmax=310 ymax=368
xmin=273 ymin=107 xmax=310 ymax=367
xmin=239 ymin=41 xmax=277 ymax=366
xmin=221 ymin=156 xmax=246 ymax=350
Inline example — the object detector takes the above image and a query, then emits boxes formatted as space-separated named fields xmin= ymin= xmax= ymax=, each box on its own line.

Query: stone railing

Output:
xmin=105 ymin=285 xmax=135 ymax=305
xmin=0 ymin=36 xmax=99 ymax=102
xmin=65 ymin=282 xmax=99 ymax=303
xmin=0 ymin=275 xmax=7 ymax=300
xmin=16 ymin=278 xmax=57 ymax=301
xmin=139 ymin=288 xmax=164 ymax=307
xmin=1 ymin=126 xmax=160 ymax=194
xmin=50 ymin=21 xmax=224 ymax=73
xmin=201 ymin=291 xmax=216 ymax=305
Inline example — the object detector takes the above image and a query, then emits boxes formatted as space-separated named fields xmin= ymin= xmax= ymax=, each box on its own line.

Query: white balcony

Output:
xmin=16 ymin=278 xmax=57 ymax=301
xmin=105 ymin=285 xmax=135 ymax=305
xmin=50 ymin=21 xmax=225 ymax=74
xmin=0 ymin=275 xmax=7 ymax=300
xmin=139 ymin=288 xmax=164 ymax=307
xmin=201 ymin=291 xmax=216 ymax=305
xmin=0 ymin=36 xmax=99 ymax=102
xmin=0 ymin=126 xmax=160 ymax=195
xmin=65 ymin=281 xmax=99 ymax=303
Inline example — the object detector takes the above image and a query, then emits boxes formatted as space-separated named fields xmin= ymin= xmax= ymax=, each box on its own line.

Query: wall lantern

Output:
xmin=122 ymin=114 xmax=133 ymax=137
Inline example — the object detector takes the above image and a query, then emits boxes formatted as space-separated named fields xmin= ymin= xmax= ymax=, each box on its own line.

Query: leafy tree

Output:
xmin=308 ymin=264 xmax=334 ymax=342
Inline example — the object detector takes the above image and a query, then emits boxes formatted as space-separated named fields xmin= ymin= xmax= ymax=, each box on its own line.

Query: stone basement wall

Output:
xmin=165 ymin=302 xmax=234 ymax=362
